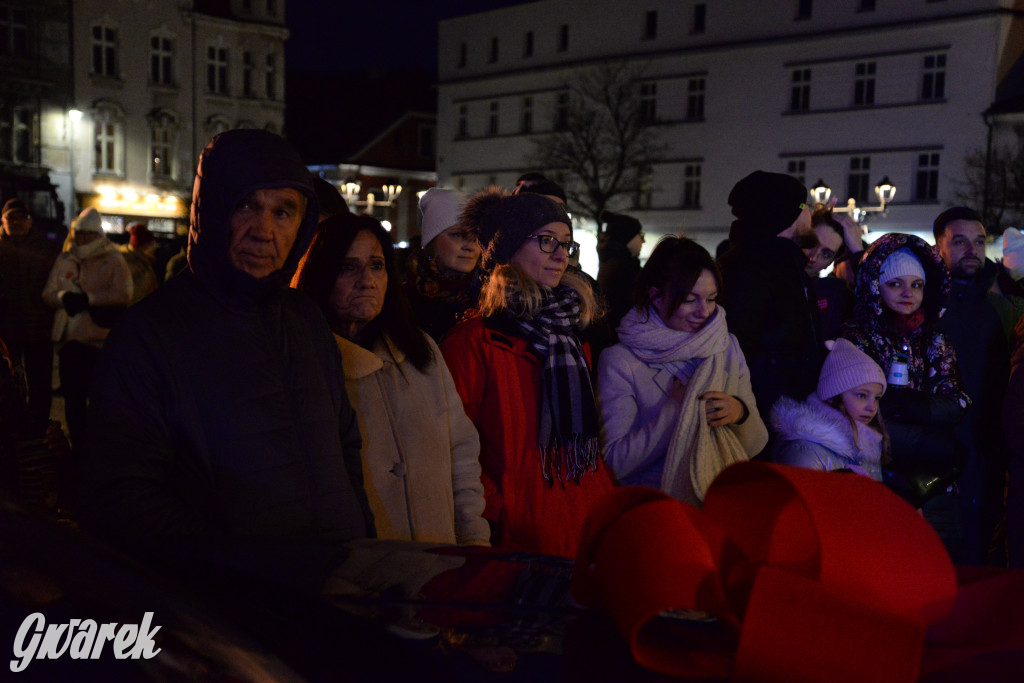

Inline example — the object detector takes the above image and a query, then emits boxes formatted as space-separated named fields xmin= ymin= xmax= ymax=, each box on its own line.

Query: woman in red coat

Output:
xmin=441 ymin=188 xmax=615 ymax=558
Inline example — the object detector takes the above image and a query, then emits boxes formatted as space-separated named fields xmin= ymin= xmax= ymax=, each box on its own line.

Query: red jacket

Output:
xmin=441 ymin=314 xmax=615 ymax=558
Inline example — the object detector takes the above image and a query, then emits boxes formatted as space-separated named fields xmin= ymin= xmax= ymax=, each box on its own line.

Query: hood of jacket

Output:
xmin=187 ymin=129 xmax=318 ymax=301
xmin=770 ymin=394 xmax=882 ymax=464
xmin=853 ymin=232 xmax=949 ymax=327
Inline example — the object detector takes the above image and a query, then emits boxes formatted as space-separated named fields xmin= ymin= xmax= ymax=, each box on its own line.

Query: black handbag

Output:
xmin=88 ymin=305 xmax=126 ymax=328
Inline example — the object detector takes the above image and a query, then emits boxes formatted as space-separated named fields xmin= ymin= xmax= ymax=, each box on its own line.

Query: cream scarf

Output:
xmin=617 ymin=305 xmax=751 ymax=506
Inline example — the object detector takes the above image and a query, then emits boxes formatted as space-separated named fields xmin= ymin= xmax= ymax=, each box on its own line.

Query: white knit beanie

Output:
xmin=73 ymin=207 xmax=103 ymax=234
xmin=1002 ymin=227 xmax=1024 ymax=281
xmin=817 ymin=338 xmax=887 ymax=401
xmin=419 ymin=188 xmax=467 ymax=247
xmin=879 ymin=247 xmax=925 ymax=284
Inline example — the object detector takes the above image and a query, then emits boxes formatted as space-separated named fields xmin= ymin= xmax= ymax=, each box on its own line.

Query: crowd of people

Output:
xmin=2 ymin=129 xmax=1023 ymax=592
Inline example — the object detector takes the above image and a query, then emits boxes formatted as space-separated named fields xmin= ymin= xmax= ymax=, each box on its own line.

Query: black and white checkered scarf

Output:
xmin=508 ymin=283 xmax=601 ymax=486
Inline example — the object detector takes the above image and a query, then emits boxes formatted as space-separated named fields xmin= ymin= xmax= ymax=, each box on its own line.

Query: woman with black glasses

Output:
xmin=441 ymin=188 xmax=615 ymax=558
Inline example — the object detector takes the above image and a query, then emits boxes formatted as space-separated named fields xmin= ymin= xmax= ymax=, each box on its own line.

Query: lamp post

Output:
xmin=810 ymin=176 xmax=895 ymax=225
xmin=67 ymin=109 xmax=82 ymax=217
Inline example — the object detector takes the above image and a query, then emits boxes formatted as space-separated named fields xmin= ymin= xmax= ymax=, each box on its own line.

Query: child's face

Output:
xmin=840 ymin=382 xmax=884 ymax=424
xmin=879 ymin=275 xmax=924 ymax=315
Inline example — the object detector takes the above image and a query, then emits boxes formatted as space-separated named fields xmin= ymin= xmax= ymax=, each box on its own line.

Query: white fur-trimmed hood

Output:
xmin=770 ymin=393 xmax=882 ymax=467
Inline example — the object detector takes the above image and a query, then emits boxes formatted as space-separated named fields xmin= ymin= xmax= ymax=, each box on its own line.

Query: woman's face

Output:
xmin=840 ymin=382 xmax=884 ymax=424
xmin=510 ymin=221 xmax=571 ymax=289
xmin=329 ymin=229 xmax=387 ymax=327
xmin=430 ymin=224 xmax=481 ymax=274
xmin=879 ymin=275 xmax=924 ymax=315
xmin=653 ymin=268 xmax=718 ymax=333
xmin=804 ymin=225 xmax=844 ymax=276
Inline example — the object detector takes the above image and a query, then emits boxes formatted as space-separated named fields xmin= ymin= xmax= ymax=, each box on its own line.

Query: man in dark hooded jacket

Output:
xmin=717 ymin=171 xmax=820 ymax=430
xmin=80 ymin=130 xmax=372 ymax=589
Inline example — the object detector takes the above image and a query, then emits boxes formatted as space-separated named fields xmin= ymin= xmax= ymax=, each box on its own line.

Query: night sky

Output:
xmin=286 ymin=0 xmax=535 ymax=74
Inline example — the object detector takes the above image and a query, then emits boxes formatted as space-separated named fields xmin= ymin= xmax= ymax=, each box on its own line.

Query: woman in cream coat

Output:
xmin=293 ymin=212 xmax=489 ymax=545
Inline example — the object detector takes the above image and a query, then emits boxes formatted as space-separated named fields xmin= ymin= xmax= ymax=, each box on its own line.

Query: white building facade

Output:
xmin=437 ymin=0 xmax=1024 ymax=263
xmin=68 ymin=0 xmax=288 ymax=235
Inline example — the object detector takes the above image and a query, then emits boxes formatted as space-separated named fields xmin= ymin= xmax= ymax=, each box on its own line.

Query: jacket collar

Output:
xmin=336 ymin=334 xmax=406 ymax=380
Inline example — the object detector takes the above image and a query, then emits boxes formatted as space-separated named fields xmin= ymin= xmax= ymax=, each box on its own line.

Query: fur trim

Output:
xmin=770 ymin=394 xmax=882 ymax=467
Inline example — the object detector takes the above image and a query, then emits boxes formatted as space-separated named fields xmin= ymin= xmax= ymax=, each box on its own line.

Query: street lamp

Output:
xmin=809 ymin=176 xmax=896 ymax=224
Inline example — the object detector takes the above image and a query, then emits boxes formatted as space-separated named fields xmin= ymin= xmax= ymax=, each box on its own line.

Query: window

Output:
xmin=683 ymin=164 xmax=702 ymax=208
xmin=94 ymin=109 xmax=123 ymax=175
xmin=644 ymin=11 xmax=658 ymax=39
xmin=418 ymin=124 xmax=435 ymax=159
xmin=557 ymin=24 xmax=569 ymax=52
xmin=265 ymin=53 xmax=277 ymax=100
xmin=922 ymin=53 xmax=946 ymax=100
xmin=915 ymin=153 xmax=940 ymax=201
xmin=488 ymin=37 xmax=498 ymax=63
xmin=857 ymin=0 xmax=876 ymax=11
xmin=150 ymin=36 xmax=173 ymax=85
xmin=0 ymin=7 xmax=28 ymax=57
xmin=796 ymin=0 xmax=812 ymax=20
xmin=150 ymin=122 xmax=172 ymax=179
xmin=521 ymin=96 xmax=533 ymax=134
xmin=554 ymin=91 xmax=569 ymax=130
xmin=847 ymin=156 xmax=871 ymax=203
xmin=92 ymin=23 xmax=118 ymax=77
xmin=242 ymin=52 xmax=254 ymax=97
xmin=0 ymin=106 xmax=35 ymax=163
xmin=458 ymin=42 xmax=466 ymax=68
xmin=790 ymin=68 xmax=811 ymax=111
xmin=854 ymin=61 xmax=876 ymax=106
xmin=207 ymin=46 xmax=228 ymax=94
xmin=686 ymin=77 xmax=705 ymax=120
xmin=524 ymin=30 xmax=534 ymax=58
xmin=787 ymin=160 xmax=807 ymax=186
xmin=457 ymin=104 xmax=468 ymax=138
xmin=639 ymin=82 xmax=657 ymax=124
xmin=692 ymin=3 xmax=706 ymax=34
xmin=633 ymin=167 xmax=653 ymax=210
xmin=488 ymin=101 xmax=499 ymax=135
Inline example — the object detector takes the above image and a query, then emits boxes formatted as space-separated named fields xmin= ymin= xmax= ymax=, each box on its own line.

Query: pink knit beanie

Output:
xmin=817 ymin=338 xmax=887 ymax=400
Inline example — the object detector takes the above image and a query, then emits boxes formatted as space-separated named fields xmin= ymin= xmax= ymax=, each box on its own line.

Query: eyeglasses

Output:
xmin=445 ymin=229 xmax=478 ymax=244
xmin=527 ymin=234 xmax=580 ymax=258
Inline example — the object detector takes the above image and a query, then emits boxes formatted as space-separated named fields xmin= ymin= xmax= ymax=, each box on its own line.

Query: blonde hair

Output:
xmin=478 ymin=263 xmax=601 ymax=328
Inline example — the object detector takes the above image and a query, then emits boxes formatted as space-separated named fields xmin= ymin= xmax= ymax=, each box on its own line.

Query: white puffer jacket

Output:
xmin=769 ymin=393 xmax=884 ymax=481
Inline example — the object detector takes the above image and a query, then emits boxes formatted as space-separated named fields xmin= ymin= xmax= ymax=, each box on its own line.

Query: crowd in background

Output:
xmin=2 ymin=129 xmax=1024 ymax=592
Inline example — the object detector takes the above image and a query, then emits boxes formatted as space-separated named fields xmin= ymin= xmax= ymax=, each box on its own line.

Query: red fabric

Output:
xmin=441 ymin=316 xmax=615 ymax=559
xmin=572 ymin=462 xmax=975 ymax=681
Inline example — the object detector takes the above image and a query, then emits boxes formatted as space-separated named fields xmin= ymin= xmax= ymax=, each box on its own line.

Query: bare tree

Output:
xmin=956 ymin=144 xmax=1024 ymax=232
xmin=527 ymin=61 xmax=666 ymax=233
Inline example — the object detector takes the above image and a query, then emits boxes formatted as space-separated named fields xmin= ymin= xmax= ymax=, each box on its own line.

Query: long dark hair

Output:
xmin=293 ymin=212 xmax=433 ymax=371
xmin=633 ymin=236 xmax=721 ymax=320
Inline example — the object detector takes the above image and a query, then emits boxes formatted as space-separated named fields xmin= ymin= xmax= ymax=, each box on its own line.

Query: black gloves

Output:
xmin=60 ymin=291 xmax=89 ymax=316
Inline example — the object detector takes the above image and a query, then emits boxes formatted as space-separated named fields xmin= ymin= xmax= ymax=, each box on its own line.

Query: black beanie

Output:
xmin=462 ymin=188 xmax=571 ymax=270
xmin=601 ymin=211 xmax=642 ymax=245
xmin=513 ymin=173 xmax=567 ymax=204
xmin=727 ymin=171 xmax=808 ymax=237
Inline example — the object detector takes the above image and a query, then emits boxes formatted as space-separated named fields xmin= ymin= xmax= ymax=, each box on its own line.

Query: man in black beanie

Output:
xmin=717 ymin=171 xmax=821 ymax=446
xmin=597 ymin=211 xmax=643 ymax=342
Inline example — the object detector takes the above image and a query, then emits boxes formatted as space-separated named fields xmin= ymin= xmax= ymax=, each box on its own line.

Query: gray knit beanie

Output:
xmin=879 ymin=248 xmax=926 ymax=284
xmin=419 ymin=188 xmax=467 ymax=247
xmin=817 ymin=338 xmax=887 ymax=400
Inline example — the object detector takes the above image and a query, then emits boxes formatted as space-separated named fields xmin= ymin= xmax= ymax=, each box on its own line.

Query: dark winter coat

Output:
xmin=1003 ymin=317 xmax=1024 ymax=567
xmin=807 ymin=273 xmax=854 ymax=343
xmin=441 ymin=314 xmax=615 ymax=558
xmin=81 ymin=131 xmax=372 ymax=587
xmin=936 ymin=257 xmax=1014 ymax=563
xmin=597 ymin=240 xmax=641 ymax=342
xmin=839 ymin=232 xmax=969 ymax=479
xmin=717 ymin=229 xmax=821 ymax=421
xmin=0 ymin=230 xmax=58 ymax=346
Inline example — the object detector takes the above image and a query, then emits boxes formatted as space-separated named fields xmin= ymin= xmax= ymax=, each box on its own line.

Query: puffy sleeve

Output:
xmin=596 ymin=344 xmax=680 ymax=482
xmin=430 ymin=336 xmax=489 ymax=546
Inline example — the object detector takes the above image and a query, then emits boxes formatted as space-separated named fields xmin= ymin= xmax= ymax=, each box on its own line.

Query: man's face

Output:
xmin=1 ymin=209 xmax=32 ymax=237
xmin=937 ymin=219 xmax=986 ymax=279
xmin=228 ymin=187 xmax=306 ymax=279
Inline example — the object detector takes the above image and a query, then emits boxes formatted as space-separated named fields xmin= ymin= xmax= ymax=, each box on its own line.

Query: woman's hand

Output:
xmin=700 ymin=391 xmax=743 ymax=427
